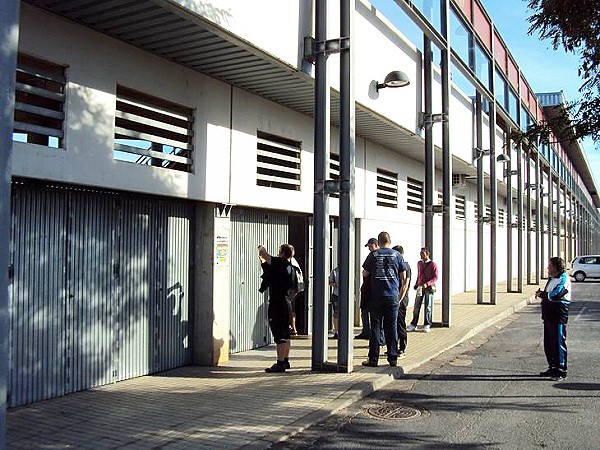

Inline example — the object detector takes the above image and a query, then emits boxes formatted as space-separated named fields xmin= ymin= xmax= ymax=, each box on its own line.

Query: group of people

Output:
xmin=359 ymin=232 xmax=438 ymax=367
xmin=257 ymin=239 xmax=572 ymax=380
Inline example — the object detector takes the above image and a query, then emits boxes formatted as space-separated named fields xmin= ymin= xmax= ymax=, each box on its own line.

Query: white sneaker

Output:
xmin=423 ymin=325 xmax=431 ymax=333
xmin=406 ymin=324 xmax=416 ymax=332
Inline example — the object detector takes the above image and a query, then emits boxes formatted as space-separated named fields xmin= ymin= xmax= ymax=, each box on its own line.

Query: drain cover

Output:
xmin=366 ymin=403 xmax=426 ymax=421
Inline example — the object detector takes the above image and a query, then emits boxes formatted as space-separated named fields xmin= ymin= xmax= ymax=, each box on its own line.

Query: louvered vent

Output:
xmin=256 ymin=131 xmax=301 ymax=191
xmin=498 ymin=208 xmax=505 ymax=227
xmin=376 ymin=168 xmax=398 ymax=208
xmin=114 ymin=86 xmax=194 ymax=173
xmin=407 ymin=177 xmax=423 ymax=212
xmin=455 ymin=195 xmax=466 ymax=220
xmin=13 ymin=53 xmax=66 ymax=148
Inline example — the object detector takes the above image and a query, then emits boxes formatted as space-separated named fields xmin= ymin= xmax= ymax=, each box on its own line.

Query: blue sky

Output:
xmin=369 ymin=0 xmax=599 ymax=191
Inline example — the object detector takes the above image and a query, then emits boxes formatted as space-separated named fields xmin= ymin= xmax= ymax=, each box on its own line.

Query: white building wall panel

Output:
xmin=15 ymin=4 xmax=232 ymax=203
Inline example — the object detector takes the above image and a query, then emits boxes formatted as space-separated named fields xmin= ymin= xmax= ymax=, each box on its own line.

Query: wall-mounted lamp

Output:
xmin=369 ymin=70 xmax=410 ymax=99
xmin=376 ymin=70 xmax=410 ymax=91
xmin=472 ymin=147 xmax=511 ymax=164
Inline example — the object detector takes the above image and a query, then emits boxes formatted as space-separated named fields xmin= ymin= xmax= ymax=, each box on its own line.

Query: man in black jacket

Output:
xmin=258 ymin=244 xmax=295 ymax=373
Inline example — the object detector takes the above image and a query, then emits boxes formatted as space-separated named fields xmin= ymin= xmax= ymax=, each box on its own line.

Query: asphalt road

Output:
xmin=272 ymin=280 xmax=600 ymax=449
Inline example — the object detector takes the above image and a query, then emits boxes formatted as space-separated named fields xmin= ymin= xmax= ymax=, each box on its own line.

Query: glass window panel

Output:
xmin=495 ymin=70 xmax=506 ymax=109
xmin=508 ymin=89 xmax=518 ymax=123
xmin=412 ymin=0 xmax=442 ymax=32
xmin=451 ymin=62 xmax=475 ymax=97
xmin=474 ymin=43 xmax=491 ymax=89
xmin=451 ymin=9 xmax=470 ymax=65
xmin=520 ymin=105 xmax=528 ymax=131
xmin=369 ymin=0 xmax=424 ymax=52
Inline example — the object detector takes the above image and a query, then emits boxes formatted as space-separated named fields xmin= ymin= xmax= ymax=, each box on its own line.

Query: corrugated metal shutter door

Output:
xmin=155 ymin=201 xmax=191 ymax=372
xmin=116 ymin=198 xmax=155 ymax=381
xmin=229 ymin=208 xmax=288 ymax=353
xmin=9 ymin=187 xmax=68 ymax=406
xmin=9 ymin=182 xmax=192 ymax=406
xmin=67 ymin=191 xmax=116 ymax=393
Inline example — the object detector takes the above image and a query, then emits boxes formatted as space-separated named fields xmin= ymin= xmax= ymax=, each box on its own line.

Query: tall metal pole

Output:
xmin=1 ymin=1 xmax=20 ymax=445
xmin=556 ymin=182 xmax=562 ymax=259
xmin=440 ymin=0 xmax=451 ymax=324
xmin=423 ymin=36 xmax=434 ymax=251
xmin=516 ymin=142 xmax=523 ymax=293
xmin=338 ymin=0 xmax=355 ymax=372
xmin=489 ymin=104 xmax=497 ymax=304
xmin=475 ymin=92 xmax=484 ymax=304
xmin=312 ymin=0 xmax=330 ymax=370
xmin=526 ymin=145 xmax=532 ymax=284
xmin=548 ymin=173 xmax=554 ymax=259
xmin=540 ymin=165 xmax=546 ymax=279
xmin=534 ymin=151 xmax=541 ymax=284
xmin=506 ymin=127 xmax=513 ymax=291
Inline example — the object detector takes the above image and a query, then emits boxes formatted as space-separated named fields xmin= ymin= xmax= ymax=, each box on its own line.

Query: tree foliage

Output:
xmin=525 ymin=0 xmax=600 ymax=144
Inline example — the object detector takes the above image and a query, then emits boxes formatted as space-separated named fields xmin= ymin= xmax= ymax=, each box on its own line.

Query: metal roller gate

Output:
xmin=229 ymin=208 xmax=288 ymax=353
xmin=8 ymin=181 xmax=193 ymax=406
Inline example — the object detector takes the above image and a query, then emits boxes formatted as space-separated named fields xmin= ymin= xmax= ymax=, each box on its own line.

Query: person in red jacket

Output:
xmin=407 ymin=247 xmax=438 ymax=333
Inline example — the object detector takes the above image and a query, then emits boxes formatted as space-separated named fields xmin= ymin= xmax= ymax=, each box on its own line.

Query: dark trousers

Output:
xmin=360 ymin=308 xmax=385 ymax=344
xmin=397 ymin=299 xmax=408 ymax=353
xmin=368 ymin=296 xmax=399 ymax=364
xmin=543 ymin=320 xmax=567 ymax=371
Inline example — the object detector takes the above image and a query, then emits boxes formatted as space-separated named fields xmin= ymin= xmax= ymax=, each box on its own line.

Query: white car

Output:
xmin=568 ymin=255 xmax=600 ymax=282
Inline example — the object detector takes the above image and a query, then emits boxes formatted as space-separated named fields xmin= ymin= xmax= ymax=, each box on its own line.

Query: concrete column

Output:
xmin=193 ymin=203 xmax=231 ymax=366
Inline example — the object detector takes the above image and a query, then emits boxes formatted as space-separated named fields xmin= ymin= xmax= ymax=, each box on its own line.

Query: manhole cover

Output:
xmin=366 ymin=403 xmax=426 ymax=421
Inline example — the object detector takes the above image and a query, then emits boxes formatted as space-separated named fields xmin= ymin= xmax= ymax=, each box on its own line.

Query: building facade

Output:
xmin=7 ymin=0 xmax=599 ymax=407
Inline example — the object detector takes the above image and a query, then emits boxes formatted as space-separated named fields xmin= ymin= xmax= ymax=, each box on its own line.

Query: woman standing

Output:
xmin=536 ymin=257 xmax=571 ymax=380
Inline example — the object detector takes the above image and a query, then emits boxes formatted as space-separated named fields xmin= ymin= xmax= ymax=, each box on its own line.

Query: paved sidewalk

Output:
xmin=7 ymin=283 xmax=539 ymax=450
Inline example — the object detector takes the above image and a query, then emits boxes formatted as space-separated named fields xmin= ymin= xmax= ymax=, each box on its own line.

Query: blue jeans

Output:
xmin=360 ymin=308 xmax=385 ymax=344
xmin=411 ymin=291 xmax=434 ymax=327
xmin=368 ymin=296 xmax=399 ymax=363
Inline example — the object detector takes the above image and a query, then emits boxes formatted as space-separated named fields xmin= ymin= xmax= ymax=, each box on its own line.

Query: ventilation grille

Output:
xmin=330 ymin=153 xmax=340 ymax=199
xmin=376 ymin=168 xmax=398 ymax=208
xmin=455 ymin=195 xmax=466 ymax=220
xmin=407 ymin=177 xmax=423 ymax=212
xmin=256 ymin=131 xmax=301 ymax=191
xmin=114 ymin=86 xmax=194 ymax=172
xmin=13 ymin=53 xmax=66 ymax=148
xmin=498 ymin=208 xmax=505 ymax=227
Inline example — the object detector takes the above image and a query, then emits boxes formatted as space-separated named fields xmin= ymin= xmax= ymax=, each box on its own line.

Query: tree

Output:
xmin=524 ymin=0 xmax=600 ymax=145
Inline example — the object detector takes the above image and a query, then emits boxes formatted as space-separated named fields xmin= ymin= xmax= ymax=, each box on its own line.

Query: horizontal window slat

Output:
xmin=114 ymin=126 xmax=192 ymax=150
xmin=257 ymin=161 xmax=301 ymax=175
xmin=15 ymin=102 xmax=64 ymax=120
xmin=17 ymin=64 xmax=66 ymax=84
xmin=115 ymin=110 xmax=192 ymax=136
xmin=256 ymin=173 xmax=301 ymax=186
xmin=16 ymin=82 xmax=65 ymax=101
xmin=257 ymin=137 xmax=301 ymax=153
xmin=117 ymin=95 xmax=193 ymax=122
xmin=114 ymin=143 xmax=191 ymax=165
xmin=377 ymin=200 xmax=397 ymax=208
xmin=14 ymin=121 xmax=63 ymax=138
xmin=257 ymin=148 xmax=300 ymax=164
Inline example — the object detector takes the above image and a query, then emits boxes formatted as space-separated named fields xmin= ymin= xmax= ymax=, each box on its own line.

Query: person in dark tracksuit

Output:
xmin=536 ymin=256 xmax=571 ymax=380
